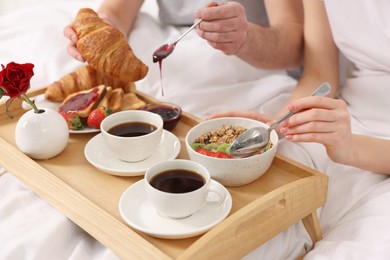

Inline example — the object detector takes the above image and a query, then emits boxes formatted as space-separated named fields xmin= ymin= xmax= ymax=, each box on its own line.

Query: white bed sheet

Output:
xmin=1 ymin=1 xmax=390 ymax=260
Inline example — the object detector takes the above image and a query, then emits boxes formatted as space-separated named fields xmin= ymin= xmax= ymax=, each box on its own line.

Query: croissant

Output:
xmin=98 ymin=87 xmax=124 ymax=112
xmin=44 ymin=65 xmax=135 ymax=102
xmin=73 ymin=8 xmax=148 ymax=82
xmin=57 ymin=85 xmax=107 ymax=119
xmin=121 ymin=92 xmax=146 ymax=111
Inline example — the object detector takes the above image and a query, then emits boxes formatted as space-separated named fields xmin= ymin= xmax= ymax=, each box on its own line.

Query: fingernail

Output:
xmin=287 ymin=103 xmax=295 ymax=111
xmin=71 ymin=34 xmax=77 ymax=43
xmin=280 ymin=127 xmax=288 ymax=134
xmin=285 ymin=135 xmax=293 ymax=140
xmin=76 ymin=55 xmax=83 ymax=62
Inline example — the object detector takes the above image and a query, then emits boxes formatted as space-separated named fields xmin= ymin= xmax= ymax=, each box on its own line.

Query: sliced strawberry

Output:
xmin=195 ymin=147 xmax=211 ymax=156
xmin=214 ymin=151 xmax=233 ymax=159
xmin=87 ymin=107 xmax=112 ymax=129
xmin=60 ymin=112 xmax=84 ymax=130
xmin=195 ymin=147 xmax=232 ymax=159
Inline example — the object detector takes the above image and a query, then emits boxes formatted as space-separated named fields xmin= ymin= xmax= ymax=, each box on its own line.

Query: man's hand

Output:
xmin=195 ymin=1 xmax=249 ymax=55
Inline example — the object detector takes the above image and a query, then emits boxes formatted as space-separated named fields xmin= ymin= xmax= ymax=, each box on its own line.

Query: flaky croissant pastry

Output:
xmin=73 ymin=8 xmax=148 ymax=82
xmin=44 ymin=65 xmax=135 ymax=102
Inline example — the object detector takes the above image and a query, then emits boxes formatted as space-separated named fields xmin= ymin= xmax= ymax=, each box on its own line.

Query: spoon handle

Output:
xmin=175 ymin=19 xmax=203 ymax=43
xmin=268 ymin=82 xmax=331 ymax=131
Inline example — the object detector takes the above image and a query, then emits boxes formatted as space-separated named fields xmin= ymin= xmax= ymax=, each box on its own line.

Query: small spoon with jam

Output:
xmin=153 ymin=19 xmax=203 ymax=63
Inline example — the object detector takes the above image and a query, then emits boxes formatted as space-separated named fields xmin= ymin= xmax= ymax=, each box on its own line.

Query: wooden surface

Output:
xmin=0 ymin=89 xmax=328 ymax=259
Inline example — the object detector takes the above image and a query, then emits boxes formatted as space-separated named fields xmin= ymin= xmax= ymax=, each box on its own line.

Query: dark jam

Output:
xmin=150 ymin=169 xmax=205 ymax=193
xmin=58 ymin=88 xmax=99 ymax=112
xmin=142 ymin=103 xmax=181 ymax=130
xmin=153 ymin=44 xmax=174 ymax=63
xmin=158 ymin=60 xmax=164 ymax=96
xmin=153 ymin=43 xmax=174 ymax=97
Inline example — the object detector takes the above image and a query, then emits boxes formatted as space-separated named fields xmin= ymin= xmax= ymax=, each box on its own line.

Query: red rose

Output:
xmin=0 ymin=62 xmax=38 ymax=118
xmin=0 ymin=62 xmax=34 ymax=98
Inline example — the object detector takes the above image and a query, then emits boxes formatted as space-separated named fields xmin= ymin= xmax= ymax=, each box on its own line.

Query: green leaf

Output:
xmin=0 ymin=88 xmax=5 ymax=99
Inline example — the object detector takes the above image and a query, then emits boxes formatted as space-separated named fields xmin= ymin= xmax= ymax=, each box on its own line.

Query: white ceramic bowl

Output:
xmin=185 ymin=117 xmax=278 ymax=187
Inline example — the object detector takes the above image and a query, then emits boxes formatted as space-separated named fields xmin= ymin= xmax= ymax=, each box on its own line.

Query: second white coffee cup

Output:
xmin=144 ymin=159 xmax=227 ymax=219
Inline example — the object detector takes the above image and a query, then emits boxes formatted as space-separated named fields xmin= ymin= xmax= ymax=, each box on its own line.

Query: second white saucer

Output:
xmin=119 ymin=179 xmax=232 ymax=239
xmin=84 ymin=130 xmax=181 ymax=176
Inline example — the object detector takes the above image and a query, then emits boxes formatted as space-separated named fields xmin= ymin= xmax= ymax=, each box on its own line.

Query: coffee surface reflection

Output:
xmin=150 ymin=169 xmax=205 ymax=193
xmin=108 ymin=122 xmax=157 ymax=137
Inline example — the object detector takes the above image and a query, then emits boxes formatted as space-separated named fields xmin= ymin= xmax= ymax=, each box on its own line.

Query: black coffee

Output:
xmin=108 ymin=122 xmax=157 ymax=137
xmin=150 ymin=169 xmax=205 ymax=193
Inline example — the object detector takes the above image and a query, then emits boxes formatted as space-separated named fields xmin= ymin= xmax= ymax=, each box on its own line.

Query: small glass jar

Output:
xmin=141 ymin=102 xmax=182 ymax=131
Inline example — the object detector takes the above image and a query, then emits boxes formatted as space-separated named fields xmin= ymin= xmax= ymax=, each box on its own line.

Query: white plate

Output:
xmin=22 ymin=94 xmax=100 ymax=134
xmin=119 ymin=179 xmax=232 ymax=239
xmin=84 ymin=131 xmax=181 ymax=176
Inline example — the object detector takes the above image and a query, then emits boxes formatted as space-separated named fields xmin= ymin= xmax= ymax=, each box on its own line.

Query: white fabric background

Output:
xmin=1 ymin=0 xmax=390 ymax=259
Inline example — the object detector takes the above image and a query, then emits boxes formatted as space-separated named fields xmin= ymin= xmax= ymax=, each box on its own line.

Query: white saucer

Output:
xmin=119 ymin=179 xmax=232 ymax=239
xmin=84 ymin=131 xmax=181 ymax=176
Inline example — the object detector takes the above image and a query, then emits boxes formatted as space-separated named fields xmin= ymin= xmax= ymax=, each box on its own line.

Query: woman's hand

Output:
xmin=195 ymin=1 xmax=249 ymax=55
xmin=63 ymin=12 xmax=114 ymax=62
xmin=281 ymin=96 xmax=353 ymax=164
xmin=63 ymin=22 xmax=83 ymax=62
xmin=207 ymin=110 xmax=271 ymax=122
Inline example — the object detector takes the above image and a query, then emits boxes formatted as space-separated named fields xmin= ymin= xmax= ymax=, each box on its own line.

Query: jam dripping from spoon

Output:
xmin=153 ymin=44 xmax=175 ymax=97
xmin=152 ymin=19 xmax=203 ymax=96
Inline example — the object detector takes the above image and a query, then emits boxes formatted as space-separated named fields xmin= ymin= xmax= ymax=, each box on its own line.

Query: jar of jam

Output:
xmin=141 ymin=102 xmax=182 ymax=131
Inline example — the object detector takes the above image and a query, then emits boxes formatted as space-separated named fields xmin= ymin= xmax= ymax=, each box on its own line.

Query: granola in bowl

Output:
xmin=194 ymin=125 xmax=247 ymax=145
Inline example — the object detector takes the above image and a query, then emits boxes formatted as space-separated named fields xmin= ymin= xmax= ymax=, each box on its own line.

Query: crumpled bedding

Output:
xmin=1 ymin=1 xmax=390 ymax=259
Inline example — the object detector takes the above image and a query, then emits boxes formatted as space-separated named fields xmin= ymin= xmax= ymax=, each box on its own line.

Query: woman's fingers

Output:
xmin=63 ymin=23 xmax=84 ymax=61
xmin=288 ymin=96 xmax=342 ymax=112
xmin=63 ymin=24 xmax=77 ymax=43
xmin=207 ymin=110 xmax=271 ymax=122
xmin=66 ymin=44 xmax=84 ymax=62
xmin=282 ymin=97 xmax=351 ymax=148
xmin=285 ymin=107 xmax=338 ymax=127
xmin=284 ymin=131 xmax=343 ymax=147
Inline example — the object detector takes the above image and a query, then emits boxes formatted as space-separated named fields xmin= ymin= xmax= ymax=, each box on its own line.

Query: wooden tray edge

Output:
xmin=0 ymin=137 xmax=171 ymax=259
xmin=178 ymin=172 xmax=327 ymax=259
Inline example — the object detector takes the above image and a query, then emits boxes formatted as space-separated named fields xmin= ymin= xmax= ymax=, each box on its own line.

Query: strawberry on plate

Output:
xmin=60 ymin=111 xmax=85 ymax=130
xmin=87 ymin=107 xmax=112 ymax=129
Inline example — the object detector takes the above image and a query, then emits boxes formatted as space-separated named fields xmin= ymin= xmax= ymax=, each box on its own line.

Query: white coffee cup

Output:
xmin=144 ymin=159 xmax=227 ymax=219
xmin=100 ymin=110 xmax=163 ymax=162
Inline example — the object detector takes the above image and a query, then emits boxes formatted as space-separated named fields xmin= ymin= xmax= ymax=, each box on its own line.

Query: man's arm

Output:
xmin=236 ymin=0 xmax=304 ymax=69
xmin=98 ymin=0 xmax=144 ymax=37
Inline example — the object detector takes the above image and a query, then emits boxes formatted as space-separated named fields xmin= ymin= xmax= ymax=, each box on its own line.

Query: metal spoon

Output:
xmin=153 ymin=19 xmax=203 ymax=63
xmin=229 ymin=82 xmax=332 ymax=158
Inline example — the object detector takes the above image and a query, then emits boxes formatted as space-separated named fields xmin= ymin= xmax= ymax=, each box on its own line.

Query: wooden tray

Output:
xmin=0 ymin=88 xmax=328 ymax=259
